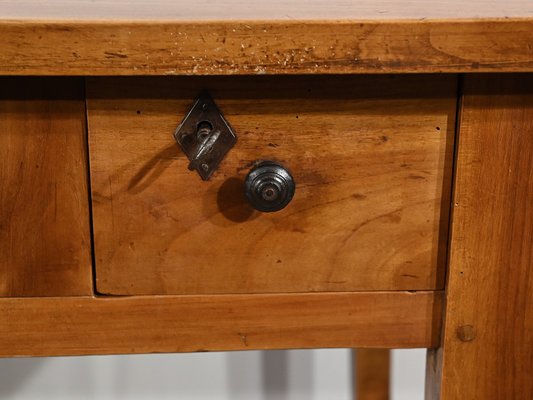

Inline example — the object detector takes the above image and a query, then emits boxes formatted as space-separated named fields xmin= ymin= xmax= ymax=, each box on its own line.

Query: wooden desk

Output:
xmin=0 ymin=1 xmax=531 ymax=398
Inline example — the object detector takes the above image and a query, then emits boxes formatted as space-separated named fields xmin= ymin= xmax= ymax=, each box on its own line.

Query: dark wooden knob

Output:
xmin=244 ymin=161 xmax=295 ymax=212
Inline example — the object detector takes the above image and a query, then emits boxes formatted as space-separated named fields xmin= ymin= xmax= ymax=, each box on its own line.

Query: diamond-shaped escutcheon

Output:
xmin=173 ymin=92 xmax=237 ymax=180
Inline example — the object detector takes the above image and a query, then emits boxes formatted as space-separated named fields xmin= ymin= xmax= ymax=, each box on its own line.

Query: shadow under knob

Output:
xmin=244 ymin=161 xmax=295 ymax=212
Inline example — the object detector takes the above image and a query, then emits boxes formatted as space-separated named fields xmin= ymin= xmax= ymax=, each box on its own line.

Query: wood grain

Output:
xmin=1 ymin=0 xmax=532 ymax=20
xmin=0 ymin=290 xmax=442 ymax=357
xmin=0 ymin=77 xmax=93 ymax=297
xmin=355 ymin=349 xmax=390 ymax=400
xmin=426 ymin=75 xmax=533 ymax=399
xmin=87 ymin=75 xmax=455 ymax=295
xmin=0 ymin=19 xmax=532 ymax=75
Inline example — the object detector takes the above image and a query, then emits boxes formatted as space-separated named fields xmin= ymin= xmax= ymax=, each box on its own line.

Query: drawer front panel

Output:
xmin=87 ymin=75 xmax=456 ymax=295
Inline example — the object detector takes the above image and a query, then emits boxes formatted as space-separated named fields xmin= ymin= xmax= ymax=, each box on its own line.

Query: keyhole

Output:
xmin=197 ymin=121 xmax=213 ymax=141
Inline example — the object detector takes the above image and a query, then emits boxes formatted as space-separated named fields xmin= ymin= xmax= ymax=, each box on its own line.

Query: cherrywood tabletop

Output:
xmin=0 ymin=0 xmax=532 ymax=75
xmin=1 ymin=0 xmax=532 ymax=20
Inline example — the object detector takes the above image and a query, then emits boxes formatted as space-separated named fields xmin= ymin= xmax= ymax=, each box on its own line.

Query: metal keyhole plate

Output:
xmin=174 ymin=92 xmax=237 ymax=180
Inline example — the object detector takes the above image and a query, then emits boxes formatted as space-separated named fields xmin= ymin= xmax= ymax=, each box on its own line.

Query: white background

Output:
xmin=0 ymin=349 xmax=425 ymax=399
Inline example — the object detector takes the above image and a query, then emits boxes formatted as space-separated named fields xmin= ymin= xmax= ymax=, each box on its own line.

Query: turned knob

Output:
xmin=244 ymin=161 xmax=295 ymax=212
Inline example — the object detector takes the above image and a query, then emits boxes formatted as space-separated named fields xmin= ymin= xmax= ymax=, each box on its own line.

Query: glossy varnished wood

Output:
xmin=87 ymin=75 xmax=455 ymax=295
xmin=0 ymin=290 xmax=442 ymax=357
xmin=426 ymin=75 xmax=533 ymax=399
xmin=0 ymin=19 xmax=532 ymax=76
xmin=0 ymin=78 xmax=93 ymax=296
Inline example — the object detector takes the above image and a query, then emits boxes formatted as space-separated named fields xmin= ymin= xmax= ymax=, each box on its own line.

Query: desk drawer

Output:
xmin=87 ymin=75 xmax=456 ymax=295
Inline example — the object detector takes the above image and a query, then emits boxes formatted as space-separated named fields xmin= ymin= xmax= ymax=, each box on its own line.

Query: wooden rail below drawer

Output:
xmin=0 ymin=291 xmax=442 ymax=357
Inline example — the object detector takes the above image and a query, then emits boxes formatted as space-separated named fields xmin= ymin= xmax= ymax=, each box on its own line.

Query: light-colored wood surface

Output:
xmin=87 ymin=75 xmax=455 ymax=295
xmin=0 ymin=77 xmax=93 ymax=297
xmin=0 ymin=19 xmax=532 ymax=75
xmin=426 ymin=75 xmax=533 ymax=399
xmin=0 ymin=0 xmax=531 ymax=20
xmin=0 ymin=290 xmax=442 ymax=357
xmin=355 ymin=349 xmax=390 ymax=400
